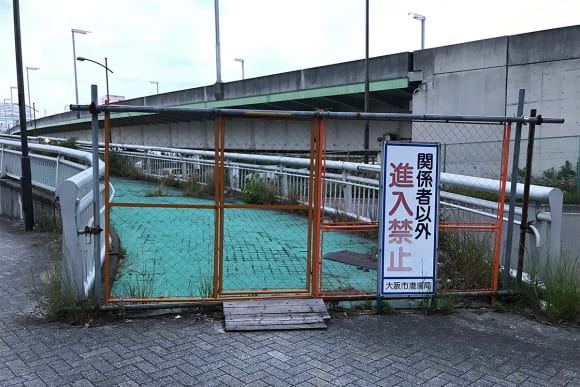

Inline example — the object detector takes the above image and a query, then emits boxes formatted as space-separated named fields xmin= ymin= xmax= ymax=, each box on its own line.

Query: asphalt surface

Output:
xmin=1 ymin=216 xmax=579 ymax=386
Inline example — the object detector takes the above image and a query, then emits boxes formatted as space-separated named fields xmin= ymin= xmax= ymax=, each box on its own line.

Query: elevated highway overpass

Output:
xmin=13 ymin=24 xmax=580 ymax=161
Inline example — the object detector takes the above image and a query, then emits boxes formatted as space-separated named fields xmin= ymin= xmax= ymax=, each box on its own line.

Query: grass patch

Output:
xmin=123 ymin=262 xmax=156 ymax=300
xmin=197 ymin=272 xmax=214 ymax=299
xmin=183 ymin=173 xmax=215 ymax=198
xmin=108 ymin=151 xmax=140 ymax=179
xmin=517 ymin=257 xmax=580 ymax=323
xmin=143 ymin=180 xmax=167 ymax=197
xmin=438 ymin=232 xmax=493 ymax=291
xmin=437 ymin=291 xmax=456 ymax=315
xmin=30 ymin=242 xmax=98 ymax=324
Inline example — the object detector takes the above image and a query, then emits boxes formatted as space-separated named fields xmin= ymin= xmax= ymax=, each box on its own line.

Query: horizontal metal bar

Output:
xmin=69 ymin=104 xmax=564 ymax=125
xmin=109 ymin=202 xmax=216 ymax=209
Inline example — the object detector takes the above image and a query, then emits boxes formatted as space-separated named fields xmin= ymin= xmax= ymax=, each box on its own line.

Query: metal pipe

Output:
xmin=421 ymin=17 xmax=425 ymax=49
xmin=90 ymin=84 xmax=103 ymax=302
xmin=214 ymin=0 xmax=222 ymax=83
xmin=503 ymin=89 xmax=525 ymax=289
xmin=517 ymin=109 xmax=537 ymax=284
xmin=68 ymin=103 xmax=564 ymax=124
xmin=72 ymin=29 xmax=90 ymax=118
xmin=12 ymin=0 xmax=34 ymax=230
xmin=234 ymin=58 xmax=244 ymax=80
xmin=149 ymin=80 xmax=159 ymax=94
xmin=363 ymin=0 xmax=370 ymax=164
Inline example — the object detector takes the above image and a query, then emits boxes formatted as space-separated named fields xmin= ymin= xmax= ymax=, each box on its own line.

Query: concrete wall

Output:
xmin=26 ymin=53 xmax=411 ymax=132
xmin=412 ymin=36 xmax=509 ymax=123
xmin=413 ymin=25 xmax=580 ymax=139
xmin=412 ymin=25 xmax=580 ymax=173
xmin=53 ymin=118 xmax=406 ymax=153
xmin=0 ymin=178 xmax=61 ymax=230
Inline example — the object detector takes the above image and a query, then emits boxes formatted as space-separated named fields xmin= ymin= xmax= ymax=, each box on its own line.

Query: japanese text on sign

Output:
xmin=379 ymin=143 xmax=439 ymax=295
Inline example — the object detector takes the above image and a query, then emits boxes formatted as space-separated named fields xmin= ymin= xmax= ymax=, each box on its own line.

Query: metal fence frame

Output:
xmin=65 ymin=101 xmax=564 ymax=303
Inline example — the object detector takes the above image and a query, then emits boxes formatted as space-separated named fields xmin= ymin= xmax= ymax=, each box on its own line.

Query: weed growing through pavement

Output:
xmin=30 ymin=237 xmax=97 ymax=324
xmin=198 ymin=271 xmax=214 ymax=299
xmin=438 ymin=232 xmax=493 ymax=290
xmin=183 ymin=173 xmax=215 ymax=198
xmin=437 ymin=289 xmax=456 ymax=315
xmin=123 ymin=261 xmax=156 ymax=300
xmin=143 ymin=180 xmax=168 ymax=197
xmin=517 ymin=255 xmax=580 ymax=323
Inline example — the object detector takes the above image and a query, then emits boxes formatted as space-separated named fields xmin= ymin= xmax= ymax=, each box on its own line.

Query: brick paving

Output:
xmin=1 ymin=216 xmax=579 ymax=386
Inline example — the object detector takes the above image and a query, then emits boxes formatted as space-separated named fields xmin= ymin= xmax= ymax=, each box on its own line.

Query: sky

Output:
xmin=0 ymin=0 xmax=579 ymax=118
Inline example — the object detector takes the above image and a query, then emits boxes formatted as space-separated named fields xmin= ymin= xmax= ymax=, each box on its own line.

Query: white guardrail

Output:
xmin=1 ymin=135 xmax=563 ymax=300
xmin=0 ymin=136 xmax=106 ymax=299
xmin=93 ymin=141 xmax=562 ymax=263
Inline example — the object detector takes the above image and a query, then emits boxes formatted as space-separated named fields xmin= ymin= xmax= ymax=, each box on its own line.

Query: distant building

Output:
xmin=100 ymin=95 xmax=125 ymax=104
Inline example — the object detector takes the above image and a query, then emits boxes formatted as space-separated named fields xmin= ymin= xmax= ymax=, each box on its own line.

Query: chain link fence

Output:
xmin=443 ymin=135 xmax=580 ymax=203
xmin=92 ymin=106 xmax=561 ymax=303
xmin=318 ymin=119 xmax=511 ymax=296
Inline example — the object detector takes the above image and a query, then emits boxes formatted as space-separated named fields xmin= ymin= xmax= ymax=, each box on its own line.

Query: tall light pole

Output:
xmin=77 ymin=56 xmax=113 ymax=143
xmin=13 ymin=0 xmax=34 ymax=230
xmin=213 ymin=0 xmax=223 ymax=100
xmin=363 ymin=0 xmax=370 ymax=164
xmin=25 ymin=66 xmax=39 ymax=123
xmin=149 ymin=80 xmax=159 ymax=94
xmin=77 ymin=56 xmax=113 ymax=103
xmin=409 ymin=12 xmax=426 ymax=49
xmin=234 ymin=58 xmax=245 ymax=80
xmin=72 ymin=28 xmax=91 ymax=118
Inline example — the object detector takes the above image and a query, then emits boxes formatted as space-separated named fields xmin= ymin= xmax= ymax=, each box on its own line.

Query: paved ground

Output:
xmin=109 ymin=178 xmax=375 ymax=298
xmin=1 ymin=217 xmax=579 ymax=386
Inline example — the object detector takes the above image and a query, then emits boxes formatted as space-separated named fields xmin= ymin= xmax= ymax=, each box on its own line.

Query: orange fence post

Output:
xmin=491 ymin=123 xmax=512 ymax=298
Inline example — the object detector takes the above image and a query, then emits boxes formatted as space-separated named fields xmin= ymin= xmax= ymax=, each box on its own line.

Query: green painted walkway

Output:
xmin=110 ymin=178 xmax=376 ymax=299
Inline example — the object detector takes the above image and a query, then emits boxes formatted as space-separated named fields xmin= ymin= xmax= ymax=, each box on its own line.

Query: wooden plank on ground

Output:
xmin=226 ymin=323 xmax=328 ymax=331
xmin=223 ymin=298 xmax=330 ymax=331
xmin=223 ymin=305 xmax=330 ymax=318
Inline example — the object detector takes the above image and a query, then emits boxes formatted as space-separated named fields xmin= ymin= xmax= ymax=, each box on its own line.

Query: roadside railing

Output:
xmin=3 ymin=132 xmax=563 ymax=300
xmin=91 ymin=142 xmax=562 ymax=267
xmin=0 ymin=138 xmax=91 ymax=192
xmin=0 ymin=136 xmax=106 ymax=299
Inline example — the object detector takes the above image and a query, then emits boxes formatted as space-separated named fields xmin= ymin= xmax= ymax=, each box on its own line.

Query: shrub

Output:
xmin=240 ymin=173 xmax=277 ymax=204
xmin=108 ymin=151 xmax=139 ymax=178
xmin=59 ymin=137 xmax=79 ymax=150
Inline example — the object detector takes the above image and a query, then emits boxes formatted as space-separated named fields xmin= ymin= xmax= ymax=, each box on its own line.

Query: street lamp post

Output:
xmin=25 ymin=66 xmax=39 ymax=123
xmin=149 ymin=80 xmax=159 ymax=94
xmin=234 ymin=58 xmax=245 ymax=80
xmin=13 ymin=0 xmax=34 ymax=230
xmin=77 ymin=56 xmax=113 ymax=144
xmin=72 ymin=28 xmax=91 ymax=118
xmin=409 ymin=12 xmax=426 ymax=49
xmin=76 ymin=56 xmax=113 ymax=103
xmin=363 ymin=0 xmax=370 ymax=164
xmin=213 ymin=0 xmax=224 ymax=100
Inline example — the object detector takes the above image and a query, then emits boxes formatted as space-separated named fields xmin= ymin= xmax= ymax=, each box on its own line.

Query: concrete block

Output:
xmin=433 ymin=37 xmax=508 ymax=74
xmin=509 ymin=25 xmax=580 ymax=65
